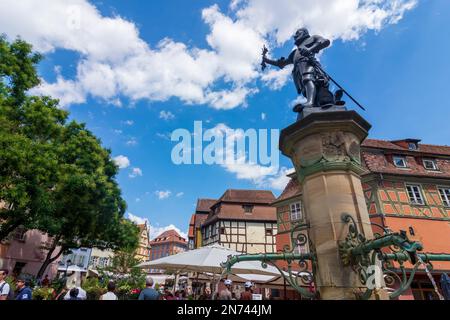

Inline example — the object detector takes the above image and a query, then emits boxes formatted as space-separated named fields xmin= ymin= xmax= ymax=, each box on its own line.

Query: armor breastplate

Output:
xmin=294 ymin=37 xmax=315 ymax=64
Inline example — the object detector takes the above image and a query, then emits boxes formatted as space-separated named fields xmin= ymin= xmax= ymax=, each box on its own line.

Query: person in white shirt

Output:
xmin=0 ymin=269 xmax=11 ymax=300
xmin=64 ymin=286 xmax=87 ymax=300
xmin=100 ymin=281 xmax=118 ymax=301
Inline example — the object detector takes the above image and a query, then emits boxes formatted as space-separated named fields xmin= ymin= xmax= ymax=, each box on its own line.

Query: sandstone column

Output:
xmin=280 ymin=110 xmax=387 ymax=300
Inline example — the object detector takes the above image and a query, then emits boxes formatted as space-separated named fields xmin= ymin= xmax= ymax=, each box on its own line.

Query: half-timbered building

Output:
xmin=201 ymin=190 xmax=277 ymax=254
xmin=275 ymin=138 xmax=450 ymax=300
xmin=188 ymin=199 xmax=217 ymax=250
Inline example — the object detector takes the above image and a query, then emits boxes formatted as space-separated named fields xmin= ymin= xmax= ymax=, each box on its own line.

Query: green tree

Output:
xmin=0 ymin=35 xmax=42 ymax=104
xmin=0 ymin=57 xmax=67 ymax=240
xmin=35 ymin=122 xmax=140 ymax=279
xmin=100 ymin=248 xmax=146 ymax=299
xmin=0 ymin=37 xmax=139 ymax=278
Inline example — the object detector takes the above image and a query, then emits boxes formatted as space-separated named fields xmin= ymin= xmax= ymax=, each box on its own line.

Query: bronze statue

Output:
xmin=262 ymin=28 xmax=365 ymax=116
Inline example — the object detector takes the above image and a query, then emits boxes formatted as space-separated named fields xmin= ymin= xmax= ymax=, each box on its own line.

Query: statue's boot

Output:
xmin=334 ymin=89 xmax=346 ymax=106
xmin=293 ymin=81 xmax=316 ymax=112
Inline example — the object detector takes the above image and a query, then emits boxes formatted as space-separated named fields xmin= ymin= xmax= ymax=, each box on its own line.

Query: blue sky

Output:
xmin=1 ymin=0 xmax=449 ymax=239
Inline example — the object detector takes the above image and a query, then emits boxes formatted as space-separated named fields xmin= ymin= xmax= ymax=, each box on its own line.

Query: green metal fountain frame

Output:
xmin=221 ymin=222 xmax=318 ymax=299
xmin=221 ymin=213 xmax=450 ymax=300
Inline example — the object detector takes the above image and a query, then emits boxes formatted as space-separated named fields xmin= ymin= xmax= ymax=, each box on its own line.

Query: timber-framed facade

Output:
xmin=275 ymin=138 xmax=450 ymax=300
xmin=200 ymin=190 xmax=277 ymax=254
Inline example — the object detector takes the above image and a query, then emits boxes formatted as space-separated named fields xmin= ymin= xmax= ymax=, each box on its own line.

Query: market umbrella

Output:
xmin=137 ymin=244 xmax=280 ymax=277
xmin=57 ymin=265 xmax=86 ymax=273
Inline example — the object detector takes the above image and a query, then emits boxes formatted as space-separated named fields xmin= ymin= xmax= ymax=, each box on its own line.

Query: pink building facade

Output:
xmin=0 ymin=228 xmax=61 ymax=279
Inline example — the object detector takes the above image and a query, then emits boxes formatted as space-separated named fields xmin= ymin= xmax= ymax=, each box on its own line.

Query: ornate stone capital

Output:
xmin=280 ymin=111 xmax=371 ymax=181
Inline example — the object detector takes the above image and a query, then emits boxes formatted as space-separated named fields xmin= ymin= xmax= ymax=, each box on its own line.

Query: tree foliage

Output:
xmin=99 ymin=248 xmax=146 ymax=299
xmin=0 ymin=36 xmax=139 ymax=278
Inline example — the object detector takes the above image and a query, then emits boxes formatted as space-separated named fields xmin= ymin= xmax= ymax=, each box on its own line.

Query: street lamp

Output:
xmin=65 ymin=259 xmax=72 ymax=277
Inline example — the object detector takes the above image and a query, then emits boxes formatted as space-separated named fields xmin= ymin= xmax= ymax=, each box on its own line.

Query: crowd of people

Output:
xmin=138 ymin=277 xmax=257 ymax=301
xmin=218 ymin=279 xmax=255 ymax=300
xmin=1 ymin=268 xmax=259 ymax=301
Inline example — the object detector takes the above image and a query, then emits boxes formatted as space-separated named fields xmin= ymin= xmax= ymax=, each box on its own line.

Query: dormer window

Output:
xmin=243 ymin=205 xmax=254 ymax=214
xmin=423 ymin=159 xmax=438 ymax=171
xmin=408 ymin=142 xmax=418 ymax=151
xmin=393 ymin=156 xmax=407 ymax=168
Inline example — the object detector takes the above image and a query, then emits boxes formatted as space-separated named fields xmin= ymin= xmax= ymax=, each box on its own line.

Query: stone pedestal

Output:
xmin=280 ymin=111 xmax=388 ymax=300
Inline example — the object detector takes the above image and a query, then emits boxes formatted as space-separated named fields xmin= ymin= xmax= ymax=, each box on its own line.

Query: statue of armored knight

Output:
xmin=262 ymin=28 xmax=346 ymax=114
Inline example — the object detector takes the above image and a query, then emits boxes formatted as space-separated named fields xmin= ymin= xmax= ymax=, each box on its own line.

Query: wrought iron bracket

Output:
xmin=339 ymin=213 xmax=450 ymax=300
xmin=221 ymin=222 xmax=318 ymax=299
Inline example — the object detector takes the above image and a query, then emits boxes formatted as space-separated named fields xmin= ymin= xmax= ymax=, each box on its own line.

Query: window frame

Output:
xmin=406 ymin=184 xmax=426 ymax=206
xmin=242 ymin=205 xmax=254 ymax=214
xmin=423 ymin=159 xmax=438 ymax=171
xmin=438 ymin=187 xmax=450 ymax=207
xmin=408 ymin=143 xmax=418 ymax=151
xmin=12 ymin=227 xmax=27 ymax=242
xmin=393 ymin=156 xmax=408 ymax=168
xmin=202 ymin=228 xmax=207 ymax=240
xmin=290 ymin=202 xmax=303 ymax=222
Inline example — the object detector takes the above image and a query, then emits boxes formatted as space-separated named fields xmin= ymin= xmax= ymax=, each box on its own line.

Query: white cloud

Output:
xmin=127 ymin=214 xmax=187 ymax=240
xmin=123 ymin=120 xmax=134 ymax=126
xmin=176 ymin=192 xmax=184 ymax=198
xmin=233 ymin=0 xmax=418 ymax=44
xmin=127 ymin=212 xmax=148 ymax=225
xmin=126 ymin=137 xmax=138 ymax=146
xmin=129 ymin=167 xmax=143 ymax=178
xmin=109 ymin=98 xmax=122 ymax=107
xmin=159 ymin=110 xmax=175 ymax=121
xmin=265 ymin=167 xmax=295 ymax=190
xmin=31 ymin=74 xmax=86 ymax=107
xmin=290 ymin=96 xmax=307 ymax=108
xmin=210 ymin=123 xmax=290 ymax=190
xmin=149 ymin=224 xmax=188 ymax=241
xmin=156 ymin=132 xmax=171 ymax=140
xmin=155 ymin=190 xmax=171 ymax=200
xmin=113 ymin=155 xmax=130 ymax=169
xmin=260 ymin=67 xmax=292 ymax=90
xmin=261 ymin=112 xmax=266 ymax=121
xmin=0 ymin=0 xmax=416 ymax=110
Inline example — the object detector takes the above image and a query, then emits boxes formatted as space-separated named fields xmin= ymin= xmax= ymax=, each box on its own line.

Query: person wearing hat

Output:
xmin=15 ymin=276 xmax=32 ymax=300
xmin=240 ymin=282 xmax=253 ymax=301
xmin=218 ymin=279 xmax=233 ymax=300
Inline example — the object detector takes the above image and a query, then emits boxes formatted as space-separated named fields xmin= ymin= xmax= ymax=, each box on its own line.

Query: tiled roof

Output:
xmin=362 ymin=139 xmax=450 ymax=178
xmin=188 ymin=214 xmax=195 ymax=238
xmin=362 ymin=139 xmax=450 ymax=156
xmin=189 ymin=214 xmax=195 ymax=226
xmin=273 ymin=177 xmax=302 ymax=204
xmin=203 ymin=189 xmax=277 ymax=226
xmin=215 ymin=189 xmax=276 ymax=205
xmin=194 ymin=213 xmax=208 ymax=228
xmin=277 ymin=139 xmax=450 ymax=201
xmin=150 ymin=229 xmax=187 ymax=245
xmin=195 ymin=199 xmax=217 ymax=213
xmin=210 ymin=203 xmax=276 ymax=223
